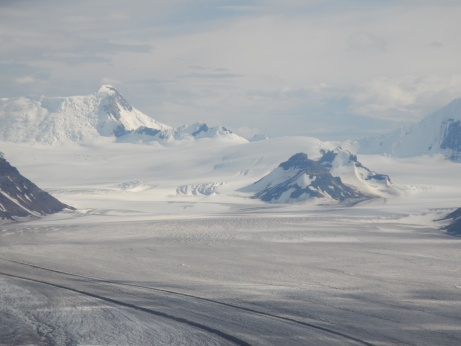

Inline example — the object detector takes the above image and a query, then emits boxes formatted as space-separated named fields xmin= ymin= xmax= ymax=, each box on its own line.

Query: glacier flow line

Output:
xmin=0 ymin=271 xmax=252 ymax=346
xmin=0 ymin=257 xmax=374 ymax=346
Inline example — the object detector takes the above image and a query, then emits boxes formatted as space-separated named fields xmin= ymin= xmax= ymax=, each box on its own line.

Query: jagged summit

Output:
xmin=97 ymin=84 xmax=120 ymax=96
xmin=358 ymin=97 xmax=461 ymax=160
xmin=97 ymin=85 xmax=134 ymax=118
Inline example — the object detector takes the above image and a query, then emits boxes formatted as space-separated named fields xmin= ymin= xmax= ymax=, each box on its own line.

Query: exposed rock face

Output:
xmin=0 ymin=155 xmax=73 ymax=220
xmin=440 ymin=208 xmax=461 ymax=235
xmin=242 ymin=148 xmax=394 ymax=204
xmin=242 ymin=152 xmax=366 ymax=204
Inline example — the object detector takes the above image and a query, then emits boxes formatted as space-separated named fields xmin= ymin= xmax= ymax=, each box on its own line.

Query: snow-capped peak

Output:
xmin=0 ymin=85 xmax=170 ymax=144
xmin=320 ymin=147 xmax=394 ymax=197
xmin=97 ymin=84 xmax=120 ymax=96
xmin=0 ymin=86 xmax=247 ymax=146
xmin=242 ymin=147 xmax=396 ymax=204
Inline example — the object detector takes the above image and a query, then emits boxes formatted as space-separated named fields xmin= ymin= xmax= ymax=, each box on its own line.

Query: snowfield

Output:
xmin=1 ymin=136 xmax=461 ymax=345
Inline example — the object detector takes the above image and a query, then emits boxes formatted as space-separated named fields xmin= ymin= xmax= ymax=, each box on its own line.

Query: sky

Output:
xmin=1 ymin=0 xmax=461 ymax=140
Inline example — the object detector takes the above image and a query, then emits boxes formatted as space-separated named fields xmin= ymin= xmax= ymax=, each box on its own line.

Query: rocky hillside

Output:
xmin=440 ymin=208 xmax=461 ymax=235
xmin=0 ymin=153 xmax=73 ymax=220
xmin=242 ymin=148 xmax=394 ymax=204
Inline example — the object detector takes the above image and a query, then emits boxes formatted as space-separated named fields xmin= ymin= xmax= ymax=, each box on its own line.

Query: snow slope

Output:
xmin=0 ymin=86 xmax=247 ymax=145
xmin=358 ymin=98 xmax=461 ymax=160
xmin=0 ymin=85 xmax=170 ymax=145
xmin=319 ymin=147 xmax=396 ymax=198
xmin=1 ymin=134 xmax=456 ymax=218
xmin=117 ymin=122 xmax=247 ymax=144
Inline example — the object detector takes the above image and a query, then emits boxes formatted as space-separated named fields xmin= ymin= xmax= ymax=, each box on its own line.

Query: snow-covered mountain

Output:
xmin=358 ymin=98 xmax=461 ymax=160
xmin=242 ymin=147 xmax=394 ymax=204
xmin=0 ymin=85 xmax=247 ymax=145
xmin=318 ymin=147 xmax=395 ymax=197
xmin=0 ymin=152 xmax=73 ymax=220
xmin=117 ymin=122 xmax=247 ymax=144
xmin=249 ymin=134 xmax=270 ymax=142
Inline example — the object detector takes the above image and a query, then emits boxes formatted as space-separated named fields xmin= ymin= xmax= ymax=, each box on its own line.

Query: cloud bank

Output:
xmin=1 ymin=0 xmax=461 ymax=139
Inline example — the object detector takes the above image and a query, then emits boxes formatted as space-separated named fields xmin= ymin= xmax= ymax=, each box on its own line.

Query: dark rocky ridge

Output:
xmin=250 ymin=152 xmax=367 ymax=203
xmin=0 ymin=154 xmax=73 ymax=220
xmin=440 ymin=208 xmax=461 ymax=235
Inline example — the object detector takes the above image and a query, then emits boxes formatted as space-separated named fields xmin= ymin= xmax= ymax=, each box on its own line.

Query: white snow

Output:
xmin=0 ymin=87 xmax=248 ymax=146
xmin=328 ymin=148 xmax=397 ymax=198
xmin=358 ymin=98 xmax=461 ymax=158
xmin=1 ymin=91 xmax=461 ymax=345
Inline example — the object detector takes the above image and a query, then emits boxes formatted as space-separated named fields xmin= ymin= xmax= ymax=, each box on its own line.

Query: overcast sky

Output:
xmin=1 ymin=0 xmax=461 ymax=140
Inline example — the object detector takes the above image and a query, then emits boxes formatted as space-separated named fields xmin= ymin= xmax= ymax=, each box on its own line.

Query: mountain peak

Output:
xmin=97 ymin=85 xmax=120 ymax=96
xmin=279 ymin=153 xmax=313 ymax=170
xmin=243 ymin=148 xmax=395 ymax=204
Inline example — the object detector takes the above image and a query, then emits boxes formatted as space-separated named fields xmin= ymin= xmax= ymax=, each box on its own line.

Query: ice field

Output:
xmin=1 ymin=138 xmax=461 ymax=345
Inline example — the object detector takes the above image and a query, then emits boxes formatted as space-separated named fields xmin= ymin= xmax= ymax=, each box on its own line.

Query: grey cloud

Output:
xmin=0 ymin=63 xmax=50 ymax=80
xmin=348 ymin=32 xmax=387 ymax=52
xmin=247 ymin=88 xmax=309 ymax=99
xmin=430 ymin=41 xmax=443 ymax=48
xmin=177 ymin=73 xmax=242 ymax=79
xmin=189 ymin=65 xmax=206 ymax=70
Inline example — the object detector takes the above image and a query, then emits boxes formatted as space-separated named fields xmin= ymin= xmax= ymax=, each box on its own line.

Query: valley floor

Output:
xmin=1 ymin=207 xmax=461 ymax=345
xmin=1 ymin=139 xmax=461 ymax=344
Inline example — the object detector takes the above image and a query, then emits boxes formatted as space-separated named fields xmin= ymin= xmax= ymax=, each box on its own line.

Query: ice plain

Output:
xmin=1 ymin=137 xmax=461 ymax=345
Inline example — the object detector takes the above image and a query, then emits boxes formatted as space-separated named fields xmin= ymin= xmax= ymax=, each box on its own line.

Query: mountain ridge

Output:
xmin=0 ymin=153 xmax=73 ymax=220
xmin=242 ymin=147 xmax=395 ymax=204
xmin=0 ymin=85 xmax=247 ymax=145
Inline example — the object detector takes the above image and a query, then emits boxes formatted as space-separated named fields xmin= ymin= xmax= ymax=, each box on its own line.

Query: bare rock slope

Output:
xmin=0 ymin=153 xmax=73 ymax=220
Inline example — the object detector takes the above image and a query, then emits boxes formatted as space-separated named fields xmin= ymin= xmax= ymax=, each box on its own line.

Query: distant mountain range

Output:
xmin=0 ymin=85 xmax=247 ymax=145
xmin=242 ymin=147 xmax=395 ymax=204
xmin=358 ymin=98 xmax=461 ymax=161
xmin=2 ymin=85 xmax=461 ymax=161
xmin=0 ymin=153 xmax=72 ymax=220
